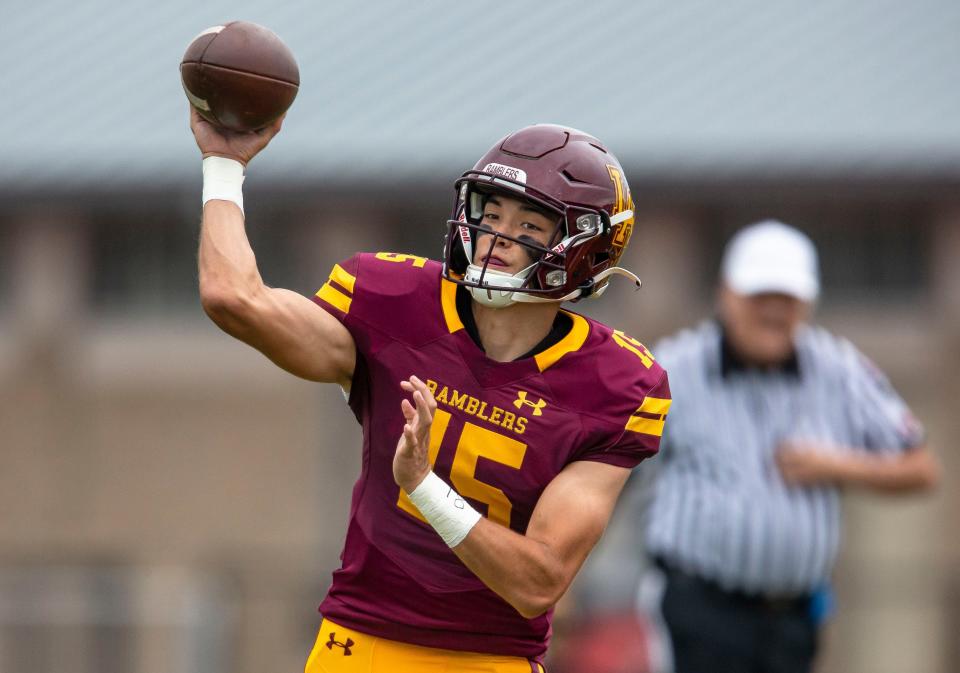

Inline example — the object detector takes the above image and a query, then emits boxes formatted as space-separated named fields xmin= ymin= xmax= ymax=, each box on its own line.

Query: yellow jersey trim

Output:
xmin=534 ymin=312 xmax=589 ymax=372
xmin=441 ymin=282 xmax=587 ymax=369
xmin=316 ymin=282 xmax=352 ymax=314
xmin=440 ymin=279 xmax=465 ymax=333
xmin=625 ymin=396 xmax=672 ymax=436
xmin=636 ymin=396 xmax=671 ymax=416
xmin=330 ymin=263 xmax=356 ymax=294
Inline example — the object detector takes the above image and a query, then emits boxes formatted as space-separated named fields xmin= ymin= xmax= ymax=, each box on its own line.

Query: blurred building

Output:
xmin=1 ymin=2 xmax=958 ymax=673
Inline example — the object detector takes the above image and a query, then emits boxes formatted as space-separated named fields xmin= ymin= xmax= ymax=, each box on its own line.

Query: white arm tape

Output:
xmin=407 ymin=471 xmax=482 ymax=548
xmin=202 ymin=156 xmax=245 ymax=214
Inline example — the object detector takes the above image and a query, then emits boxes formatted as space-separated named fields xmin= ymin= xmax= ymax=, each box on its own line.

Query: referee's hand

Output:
xmin=776 ymin=442 xmax=845 ymax=485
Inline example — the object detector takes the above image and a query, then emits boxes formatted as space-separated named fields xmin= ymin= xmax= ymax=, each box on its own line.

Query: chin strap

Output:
xmin=469 ymin=265 xmax=642 ymax=307
xmin=595 ymin=265 xmax=642 ymax=293
xmin=512 ymin=266 xmax=642 ymax=304
xmin=465 ymin=263 xmax=536 ymax=308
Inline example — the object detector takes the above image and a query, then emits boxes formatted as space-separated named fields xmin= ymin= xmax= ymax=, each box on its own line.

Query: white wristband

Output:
xmin=202 ymin=156 xmax=245 ymax=214
xmin=407 ymin=471 xmax=482 ymax=548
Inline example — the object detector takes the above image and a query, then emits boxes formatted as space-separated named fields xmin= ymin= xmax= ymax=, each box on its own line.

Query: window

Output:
xmin=702 ymin=202 xmax=931 ymax=304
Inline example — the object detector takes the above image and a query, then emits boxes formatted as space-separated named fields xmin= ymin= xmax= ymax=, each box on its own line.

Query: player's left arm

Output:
xmin=454 ymin=459 xmax=630 ymax=619
xmin=393 ymin=376 xmax=631 ymax=619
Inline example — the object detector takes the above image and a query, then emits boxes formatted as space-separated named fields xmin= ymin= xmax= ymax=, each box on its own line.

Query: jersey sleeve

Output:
xmin=577 ymin=368 xmax=672 ymax=469
xmin=312 ymin=251 xmax=439 ymax=355
xmin=845 ymin=346 xmax=924 ymax=453
xmin=312 ymin=252 xmax=368 ymax=349
xmin=313 ymin=254 xmax=361 ymax=312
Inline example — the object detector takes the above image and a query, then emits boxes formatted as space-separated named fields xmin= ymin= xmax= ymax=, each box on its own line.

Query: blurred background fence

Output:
xmin=1 ymin=2 xmax=958 ymax=672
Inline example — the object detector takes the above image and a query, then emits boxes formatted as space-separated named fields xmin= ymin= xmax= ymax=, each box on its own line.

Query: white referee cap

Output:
xmin=721 ymin=220 xmax=820 ymax=302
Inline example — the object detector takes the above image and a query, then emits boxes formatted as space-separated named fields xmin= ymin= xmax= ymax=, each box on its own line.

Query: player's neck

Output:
xmin=470 ymin=299 xmax=561 ymax=362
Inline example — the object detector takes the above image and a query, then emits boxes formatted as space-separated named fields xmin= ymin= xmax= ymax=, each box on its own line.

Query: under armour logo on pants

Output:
xmin=326 ymin=632 xmax=354 ymax=656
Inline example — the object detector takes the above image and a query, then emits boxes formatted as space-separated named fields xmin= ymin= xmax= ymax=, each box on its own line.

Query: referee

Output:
xmin=644 ymin=221 xmax=939 ymax=673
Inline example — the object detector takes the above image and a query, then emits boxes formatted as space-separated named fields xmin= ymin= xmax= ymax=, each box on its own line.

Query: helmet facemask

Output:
xmin=444 ymin=172 xmax=622 ymax=307
xmin=442 ymin=125 xmax=642 ymax=307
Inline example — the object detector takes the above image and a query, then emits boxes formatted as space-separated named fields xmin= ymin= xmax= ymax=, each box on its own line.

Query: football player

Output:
xmin=190 ymin=107 xmax=670 ymax=672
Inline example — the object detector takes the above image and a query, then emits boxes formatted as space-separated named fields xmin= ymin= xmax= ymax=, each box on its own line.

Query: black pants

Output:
xmin=657 ymin=560 xmax=818 ymax=673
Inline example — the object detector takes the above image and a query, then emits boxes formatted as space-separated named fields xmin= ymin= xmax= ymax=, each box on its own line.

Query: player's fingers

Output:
xmin=413 ymin=391 xmax=433 ymax=427
xmin=400 ymin=398 xmax=416 ymax=422
xmin=189 ymin=106 xmax=206 ymax=137
xmin=255 ymin=114 xmax=285 ymax=138
xmin=406 ymin=376 xmax=423 ymax=395
xmin=412 ymin=393 xmax=428 ymax=433
xmin=400 ymin=380 xmax=415 ymax=392
xmin=410 ymin=376 xmax=437 ymax=412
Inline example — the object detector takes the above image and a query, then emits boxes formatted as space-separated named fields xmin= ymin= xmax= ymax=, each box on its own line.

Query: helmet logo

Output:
xmin=606 ymin=165 xmax=635 ymax=259
xmin=612 ymin=208 xmax=634 ymax=249
xmin=482 ymin=163 xmax=527 ymax=184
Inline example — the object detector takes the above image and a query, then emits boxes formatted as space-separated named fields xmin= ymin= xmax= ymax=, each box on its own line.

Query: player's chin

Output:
xmin=475 ymin=260 xmax=518 ymax=275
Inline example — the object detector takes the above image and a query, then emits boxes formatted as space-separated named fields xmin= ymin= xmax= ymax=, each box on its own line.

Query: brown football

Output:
xmin=181 ymin=21 xmax=299 ymax=132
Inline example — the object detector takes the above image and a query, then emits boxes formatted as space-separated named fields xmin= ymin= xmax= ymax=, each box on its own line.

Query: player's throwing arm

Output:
xmin=187 ymin=99 xmax=356 ymax=386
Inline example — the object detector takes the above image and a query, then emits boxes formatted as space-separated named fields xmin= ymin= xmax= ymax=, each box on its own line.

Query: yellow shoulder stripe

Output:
xmin=330 ymin=263 xmax=356 ymax=293
xmin=316 ymin=282 xmax=352 ymax=314
xmin=535 ymin=312 xmax=590 ymax=372
xmin=637 ymin=396 xmax=671 ymax=416
xmin=315 ymin=263 xmax=357 ymax=314
xmin=625 ymin=396 xmax=672 ymax=437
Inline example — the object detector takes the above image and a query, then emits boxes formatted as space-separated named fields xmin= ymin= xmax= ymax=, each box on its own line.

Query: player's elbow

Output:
xmin=199 ymin=282 xmax=261 ymax=334
xmin=514 ymin=587 xmax=565 ymax=620
xmin=514 ymin=596 xmax=556 ymax=620
xmin=512 ymin=569 xmax=568 ymax=619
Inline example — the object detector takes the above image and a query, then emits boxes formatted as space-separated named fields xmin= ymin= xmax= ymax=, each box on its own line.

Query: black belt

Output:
xmin=653 ymin=555 xmax=812 ymax=614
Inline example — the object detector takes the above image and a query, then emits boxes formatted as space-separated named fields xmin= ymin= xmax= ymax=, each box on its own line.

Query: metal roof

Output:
xmin=2 ymin=0 xmax=959 ymax=190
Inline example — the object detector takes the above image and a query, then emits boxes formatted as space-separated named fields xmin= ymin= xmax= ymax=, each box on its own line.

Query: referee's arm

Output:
xmin=776 ymin=442 xmax=939 ymax=493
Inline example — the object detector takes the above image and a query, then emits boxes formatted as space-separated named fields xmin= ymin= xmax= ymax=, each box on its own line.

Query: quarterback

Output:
xmin=190 ymin=108 xmax=670 ymax=672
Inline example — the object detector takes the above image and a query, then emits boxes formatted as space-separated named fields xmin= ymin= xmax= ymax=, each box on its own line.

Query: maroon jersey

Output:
xmin=312 ymin=252 xmax=670 ymax=660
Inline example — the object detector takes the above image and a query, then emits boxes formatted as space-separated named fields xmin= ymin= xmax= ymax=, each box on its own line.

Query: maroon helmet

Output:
xmin=443 ymin=124 xmax=639 ymax=306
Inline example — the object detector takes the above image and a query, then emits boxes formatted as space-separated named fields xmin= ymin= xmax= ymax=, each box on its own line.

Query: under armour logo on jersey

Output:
xmin=326 ymin=632 xmax=354 ymax=656
xmin=513 ymin=391 xmax=546 ymax=416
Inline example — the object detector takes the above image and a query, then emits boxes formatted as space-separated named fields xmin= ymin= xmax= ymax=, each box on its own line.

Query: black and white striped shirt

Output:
xmin=645 ymin=320 xmax=923 ymax=596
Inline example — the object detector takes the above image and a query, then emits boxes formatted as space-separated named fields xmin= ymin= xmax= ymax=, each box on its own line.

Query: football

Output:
xmin=181 ymin=21 xmax=299 ymax=132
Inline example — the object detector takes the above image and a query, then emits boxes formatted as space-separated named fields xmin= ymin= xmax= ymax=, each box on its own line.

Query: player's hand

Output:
xmin=393 ymin=375 xmax=437 ymax=494
xmin=776 ymin=441 xmax=847 ymax=485
xmin=189 ymin=105 xmax=284 ymax=166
